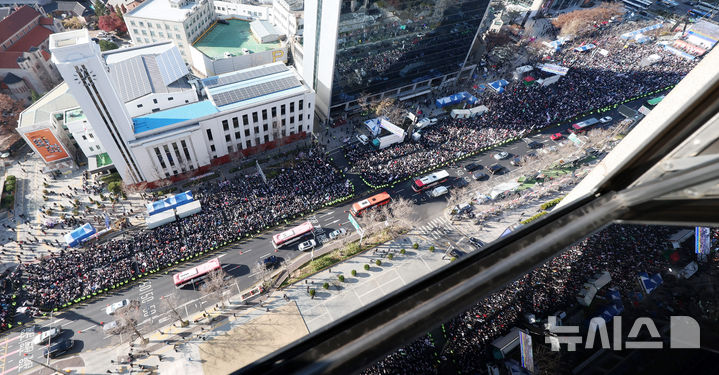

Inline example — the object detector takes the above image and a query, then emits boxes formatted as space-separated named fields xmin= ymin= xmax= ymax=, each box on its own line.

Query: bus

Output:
xmin=569 ymin=117 xmax=599 ymax=133
xmin=412 ymin=170 xmax=450 ymax=192
xmin=350 ymin=192 xmax=391 ymax=217
xmin=272 ymin=221 xmax=315 ymax=248
xmin=173 ymin=258 xmax=221 ymax=288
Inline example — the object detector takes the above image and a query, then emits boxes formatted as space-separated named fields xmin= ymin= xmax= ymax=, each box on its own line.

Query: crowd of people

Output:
xmin=17 ymin=146 xmax=352 ymax=310
xmin=364 ymin=224 xmax=677 ymax=374
xmin=346 ymin=20 xmax=700 ymax=186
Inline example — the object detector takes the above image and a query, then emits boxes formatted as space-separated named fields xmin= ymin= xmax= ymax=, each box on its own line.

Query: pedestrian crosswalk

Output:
xmin=415 ymin=216 xmax=457 ymax=240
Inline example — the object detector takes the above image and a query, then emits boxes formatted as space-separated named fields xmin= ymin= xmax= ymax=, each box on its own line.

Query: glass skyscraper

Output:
xmin=303 ymin=0 xmax=491 ymax=120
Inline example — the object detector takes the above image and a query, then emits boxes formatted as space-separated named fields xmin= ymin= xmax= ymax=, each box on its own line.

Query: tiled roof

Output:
xmin=0 ymin=51 xmax=23 ymax=69
xmin=0 ymin=6 xmax=41 ymax=44
xmin=7 ymin=26 xmax=52 ymax=52
xmin=41 ymin=49 xmax=50 ymax=60
xmin=39 ymin=17 xmax=54 ymax=25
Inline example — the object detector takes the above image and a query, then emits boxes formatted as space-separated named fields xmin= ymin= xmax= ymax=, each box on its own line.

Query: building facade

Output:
xmin=303 ymin=0 xmax=490 ymax=120
xmin=213 ymin=0 xmax=272 ymax=20
xmin=124 ymin=0 xmax=215 ymax=60
xmin=47 ymin=29 xmax=313 ymax=185
xmin=0 ymin=5 xmax=63 ymax=103
xmin=271 ymin=0 xmax=303 ymax=37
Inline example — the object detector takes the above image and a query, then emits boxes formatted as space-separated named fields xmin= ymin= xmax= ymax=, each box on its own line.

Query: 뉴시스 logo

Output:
xmin=546 ymin=315 xmax=700 ymax=351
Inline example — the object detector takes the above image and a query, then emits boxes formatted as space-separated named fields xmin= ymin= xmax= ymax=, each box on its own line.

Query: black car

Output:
xmin=488 ymin=164 xmax=504 ymax=175
xmin=43 ymin=339 xmax=74 ymax=358
xmin=469 ymin=237 xmax=484 ymax=249
xmin=449 ymin=249 xmax=466 ymax=258
xmin=472 ymin=171 xmax=489 ymax=181
xmin=263 ymin=255 xmax=280 ymax=269
xmin=523 ymin=138 xmax=542 ymax=149
xmin=453 ymin=177 xmax=469 ymax=188
xmin=464 ymin=162 xmax=482 ymax=172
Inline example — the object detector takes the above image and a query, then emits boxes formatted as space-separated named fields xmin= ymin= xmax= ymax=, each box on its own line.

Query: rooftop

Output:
xmin=0 ymin=6 xmax=40 ymax=43
xmin=18 ymin=82 xmax=79 ymax=128
xmin=193 ymin=19 xmax=281 ymax=60
xmin=132 ymin=100 xmax=219 ymax=134
xmin=204 ymin=63 xmax=306 ymax=110
xmin=126 ymin=0 xmax=204 ymax=23
xmin=7 ymin=25 xmax=53 ymax=52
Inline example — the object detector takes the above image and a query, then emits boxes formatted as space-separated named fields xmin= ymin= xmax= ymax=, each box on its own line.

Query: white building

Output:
xmin=45 ymin=29 xmax=314 ymax=185
xmin=124 ymin=0 xmax=215 ymax=60
xmin=271 ymin=0 xmax=303 ymax=37
xmin=213 ymin=0 xmax=272 ymax=20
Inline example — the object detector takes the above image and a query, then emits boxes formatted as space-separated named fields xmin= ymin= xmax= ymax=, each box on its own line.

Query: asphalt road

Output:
xmin=0 ymin=94 xmax=651 ymax=374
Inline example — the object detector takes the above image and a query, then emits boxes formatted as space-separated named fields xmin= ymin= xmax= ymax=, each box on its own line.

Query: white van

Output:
xmin=428 ymin=186 xmax=449 ymax=198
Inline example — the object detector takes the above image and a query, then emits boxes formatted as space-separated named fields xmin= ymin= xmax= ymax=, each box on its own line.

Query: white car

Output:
xmin=0 ymin=152 xmax=9 ymax=158
xmin=428 ymin=186 xmax=449 ymax=198
xmin=493 ymin=151 xmax=509 ymax=160
xmin=33 ymin=327 xmax=61 ymax=345
xmin=329 ymin=228 xmax=347 ymax=240
xmin=298 ymin=239 xmax=317 ymax=251
xmin=106 ymin=299 xmax=130 ymax=315
xmin=599 ymin=116 xmax=613 ymax=123
xmin=356 ymin=134 xmax=369 ymax=145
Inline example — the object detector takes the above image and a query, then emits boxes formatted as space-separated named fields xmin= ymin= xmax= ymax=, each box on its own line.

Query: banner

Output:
xmin=538 ymin=63 xmax=569 ymax=76
xmin=519 ymin=330 xmax=535 ymax=374
xmin=695 ymin=227 xmax=711 ymax=261
xmin=23 ymin=128 xmax=70 ymax=163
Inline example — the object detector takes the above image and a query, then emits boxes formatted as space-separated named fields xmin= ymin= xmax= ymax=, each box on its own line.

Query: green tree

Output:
xmin=30 ymin=90 xmax=40 ymax=102
xmin=99 ymin=40 xmax=119 ymax=51
xmin=108 ymin=181 xmax=122 ymax=195
xmin=351 ymin=270 xmax=357 ymax=277
xmin=364 ymin=264 xmax=370 ymax=271
xmin=375 ymin=259 xmax=382 ymax=266
xmin=322 ymin=282 xmax=329 ymax=289
xmin=338 ymin=275 xmax=345 ymax=282
xmin=93 ymin=0 xmax=106 ymax=16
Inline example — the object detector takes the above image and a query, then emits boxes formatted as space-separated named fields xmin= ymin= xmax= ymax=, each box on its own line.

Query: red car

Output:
xmin=550 ymin=133 xmax=563 ymax=141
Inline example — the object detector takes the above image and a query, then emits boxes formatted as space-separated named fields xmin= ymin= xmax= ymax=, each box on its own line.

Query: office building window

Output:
xmin=271 ymin=107 xmax=276 ymax=117
xmin=246 ymin=140 xmax=252 ymax=148
xmin=263 ymin=124 xmax=268 ymax=131
xmin=225 ymin=134 xmax=231 ymax=142
xmin=210 ymin=144 xmax=216 ymax=152
xmin=254 ymin=126 xmax=259 ymax=134
xmin=242 ymin=114 xmax=249 ymax=125
xmin=245 ymin=129 xmax=250 ymax=137
xmin=233 ymin=117 xmax=239 ymax=128
xmin=262 ymin=109 xmax=267 ymax=120
xmin=163 ymin=145 xmax=175 ymax=166
xmin=281 ymin=104 xmax=286 ymax=115
xmin=206 ymin=129 xmax=213 ymax=141
xmin=290 ymin=102 xmax=294 ymax=112
xmin=223 ymin=120 xmax=229 ymax=131
xmin=181 ymin=140 xmax=192 ymax=162
xmin=235 ymin=131 xmax=241 ymax=139
xmin=252 ymin=112 xmax=258 ymax=122
xmin=299 ymin=99 xmax=303 ymax=110
xmin=290 ymin=116 xmax=294 ymax=124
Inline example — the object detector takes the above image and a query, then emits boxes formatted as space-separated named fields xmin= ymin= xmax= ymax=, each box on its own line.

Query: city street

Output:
xmin=0 ymin=90 xmax=653 ymax=375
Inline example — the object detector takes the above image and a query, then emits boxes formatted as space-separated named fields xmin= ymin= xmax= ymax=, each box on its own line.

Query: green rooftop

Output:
xmin=96 ymin=153 xmax=112 ymax=167
xmin=192 ymin=18 xmax=281 ymax=60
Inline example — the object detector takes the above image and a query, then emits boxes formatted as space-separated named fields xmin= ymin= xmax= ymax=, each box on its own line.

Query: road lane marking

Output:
xmin=0 ymin=350 xmax=18 ymax=360
xmin=0 ymin=337 xmax=19 ymax=347
xmin=225 ymin=265 xmax=241 ymax=273
xmin=1 ymin=365 xmax=17 ymax=375
xmin=320 ymin=211 xmax=334 ymax=218
xmin=41 ymin=319 xmax=65 ymax=328
xmin=328 ymin=219 xmax=340 ymax=225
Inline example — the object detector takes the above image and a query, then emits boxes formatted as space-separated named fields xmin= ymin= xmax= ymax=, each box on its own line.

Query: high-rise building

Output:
xmin=303 ymin=0 xmax=491 ymax=120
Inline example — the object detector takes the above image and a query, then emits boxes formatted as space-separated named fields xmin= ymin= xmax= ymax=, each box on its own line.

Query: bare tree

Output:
xmin=387 ymin=197 xmax=419 ymax=234
xmin=552 ymin=2 xmax=623 ymax=37
xmin=253 ymin=262 xmax=275 ymax=290
xmin=160 ymin=293 xmax=189 ymax=327
xmin=358 ymin=96 xmax=406 ymax=123
xmin=112 ymin=300 xmax=147 ymax=344
xmin=200 ymin=269 xmax=231 ymax=309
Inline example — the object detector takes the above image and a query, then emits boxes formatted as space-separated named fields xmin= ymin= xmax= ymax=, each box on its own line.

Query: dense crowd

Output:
xmin=364 ymin=224 xmax=676 ymax=374
xmin=18 ymin=147 xmax=352 ymax=310
xmin=347 ymin=20 xmax=699 ymax=186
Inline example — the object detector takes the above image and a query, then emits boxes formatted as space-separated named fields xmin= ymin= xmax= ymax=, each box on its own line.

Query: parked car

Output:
xmin=262 ymin=255 xmax=280 ymax=269
xmin=522 ymin=138 xmax=542 ymax=149
xmin=472 ymin=171 xmax=489 ymax=181
xmin=493 ymin=151 xmax=509 ymax=160
xmin=106 ymin=299 xmax=131 ymax=315
xmin=469 ymin=237 xmax=484 ymax=249
xmin=43 ymin=339 xmax=74 ymax=358
xmin=298 ymin=239 xmax=317 ymax=251
xmin=428 ymin=186 xmax=449 ymax=198
xmin=103 ymin=320 xmax=119 ymax=334
xmin=329 ymin=228 xmax=347 ymax=240
xmin=449 ymin=249 xmax=466 ymax=258
xmin=33 ymin=327 xmax=61 ymax=345
xmin=599 ymin=116 xmax=613 ymax=123
xmin=453 ymin=177 xmax=469 ymax=188
xmin=464 ymin=162 xmax=482 ymax=172
xmin=510 ymin=157 xmax=521 ymax=167
xmin=356 ymin=134 xmax=369 ymax=145
xmin=550 ymin=133 xmax=563 ymax=141
xmin=453 ymin=203 xmax=473 ymax=215
xmin=488 ymin=164 xmax=504 ymax=175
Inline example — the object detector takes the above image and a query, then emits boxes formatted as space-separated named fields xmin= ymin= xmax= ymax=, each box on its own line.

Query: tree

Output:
xmin=160 ymin=294 xmax=189 ymax=327
xmin=62 ymin=16 xmax=85 ymax=30
xmin=98 ymin=13 xmax=127 ymax=34
xmin=357 ymin=96 xmax=406 ymax=124
xmin=200 ymin=269 xmax=230 ymax=308
xmin=552 ymin=3 xmax=623 ymax=37
xmin=93 ymin=0 xmax=106 ymax=17
xmin=99 ymin=39 xmax=119 ymax=51
xmin=112 ymin=300 xmax=147 ymax=344
xmin=0 ymin=93 xmax=23 ymax=129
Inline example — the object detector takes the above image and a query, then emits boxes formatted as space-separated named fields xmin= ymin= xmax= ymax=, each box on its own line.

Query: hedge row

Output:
xmin=540 ymin=197 xmax=564 ymax=211
xmin=521 ymin=211 xmax=548 ymax=225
